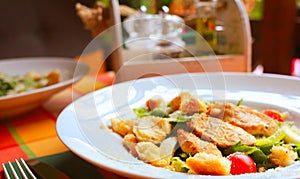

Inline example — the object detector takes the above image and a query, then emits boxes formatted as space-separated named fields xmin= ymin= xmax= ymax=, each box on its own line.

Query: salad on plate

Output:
xmin=110 ymin=91 xmax=300 ymax=176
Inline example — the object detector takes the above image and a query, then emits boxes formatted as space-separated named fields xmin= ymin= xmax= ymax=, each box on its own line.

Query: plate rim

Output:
xmin=56 ymin=72 xmax=300 ymax=178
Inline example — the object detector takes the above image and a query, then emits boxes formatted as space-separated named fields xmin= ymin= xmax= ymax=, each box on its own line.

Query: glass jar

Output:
xmin=194 ymin=0 xmax=217 ymax=54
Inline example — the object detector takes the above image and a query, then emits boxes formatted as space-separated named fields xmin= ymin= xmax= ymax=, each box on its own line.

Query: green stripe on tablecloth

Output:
xmin=5 ymin=122 xmax=35 ymax=158
xmin=35 ymin=151 xmax=105 ymax=178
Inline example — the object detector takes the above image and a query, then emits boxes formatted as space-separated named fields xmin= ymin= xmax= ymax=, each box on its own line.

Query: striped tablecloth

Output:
xmin=0 ymin=51 xmax=115 ymax=174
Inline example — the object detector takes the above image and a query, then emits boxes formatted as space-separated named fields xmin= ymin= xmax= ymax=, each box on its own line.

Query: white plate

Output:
xmin=57 ymin=72 xmax=300 ymax=178
xmin=0 ymin=57 xmax=89 ymax=119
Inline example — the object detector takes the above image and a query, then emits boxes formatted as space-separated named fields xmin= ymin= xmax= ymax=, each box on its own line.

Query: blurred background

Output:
xmin=0 ymin=0 xmax=299 ymax=75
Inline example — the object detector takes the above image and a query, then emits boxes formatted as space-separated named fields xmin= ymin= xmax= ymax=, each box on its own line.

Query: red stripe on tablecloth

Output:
xmin=96 ymin=72 xmax=115 ymax=85
xmin=37 ymin=106 xmax=58 ymax=122
xmin=0 ymin=121 xmax=30 ymax=173
xmin=0 ymin=145 xmax=28 ymax=172
xmin=5 ymin=107 xmax=58 ymax=159
xmin=9 ymin=107 xmax=56 ymax=126
xmin=0 ymin=122 xmax=17 ymax=149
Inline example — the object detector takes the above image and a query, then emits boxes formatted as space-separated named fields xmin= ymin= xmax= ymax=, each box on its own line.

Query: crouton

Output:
xmin=186 ymin=152 xmax=231 ymax=175
xmin=169 ymin=92 xmax=207 ymax=114
xmin=46 ymin=70 xmax=60 ymax=86
xmin=111 ymin=118 xmax=135 ymax=137
xmin=269 ymin=144 xmax=298 ymax=167
xmin=123 ymin=133 xmax=138 ymax=156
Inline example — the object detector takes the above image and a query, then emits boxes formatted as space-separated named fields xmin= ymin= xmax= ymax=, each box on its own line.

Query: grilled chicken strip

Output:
xmin=187 ymin=113 xmax=256 ymax=148
xmin=209 ymin=102 xmax=279 ymax=136
xmin=177 ymin=129 xmax=222 ymax=157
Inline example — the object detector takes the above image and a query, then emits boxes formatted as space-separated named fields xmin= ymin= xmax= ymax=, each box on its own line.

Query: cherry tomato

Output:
xmin=146 ymin=99 xmax=162 ymax=110
xmin=262 ymin=110 xmax=284 ymax=122
xmin=227 ymin=152 xmax=256 ymax=175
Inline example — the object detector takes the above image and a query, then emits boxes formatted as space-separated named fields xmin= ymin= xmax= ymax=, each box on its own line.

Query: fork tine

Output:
xmin=8 ymin=161 xmax=20 ymax=179
xmin=15 ymin=159 xmax=28 ymax=179
xmin=20 ymin=158 xmax=37 ymax=179
xmin=2 ymin=163 xmax=11 ymax=179
xmin=2 ymin=159 xmax=38 ymax=179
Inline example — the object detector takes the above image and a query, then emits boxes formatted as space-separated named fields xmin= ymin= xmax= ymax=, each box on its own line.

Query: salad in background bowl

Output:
xmin=0 ymin=57 xmax=89 ymax=119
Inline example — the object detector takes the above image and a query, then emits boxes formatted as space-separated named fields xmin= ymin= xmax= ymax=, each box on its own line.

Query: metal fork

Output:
xmin=2 ymin=158 xmax=37 ymax=179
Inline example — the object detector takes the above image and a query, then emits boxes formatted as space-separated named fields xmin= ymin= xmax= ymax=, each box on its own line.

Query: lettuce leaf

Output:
xmin=133 ymin=108 xmax=149 ymax=117
xmin=169 ymin=115 xmax=192 ymax=123
xmin=222 ymin=142 xmax=275 ymax=169
xmin=255 ymin=128 xmax=285 ymax=148
xmin=293 ymin=144 xmax=300 ymax=161
xmin=149 ymin=108 xmax=169 ymax=117
xmin=0 ymin=79 xmax=13 ymax=96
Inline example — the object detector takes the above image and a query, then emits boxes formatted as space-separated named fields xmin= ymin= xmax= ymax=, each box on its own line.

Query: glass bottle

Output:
xmin=194 ymin=0 xmax=217 ymax=54
xmin=140 ymin=0 xmax=157 ymax=14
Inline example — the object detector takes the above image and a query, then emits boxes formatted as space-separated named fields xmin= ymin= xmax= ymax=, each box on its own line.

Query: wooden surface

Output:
xmin=261 ymin=0 xmax=297 ymax=75
xmin=116 ymin=55 xmax=248 ymax=82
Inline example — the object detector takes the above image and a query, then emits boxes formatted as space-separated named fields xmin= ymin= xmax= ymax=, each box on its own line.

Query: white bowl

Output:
xmin=57 ymin=72 xmax=300 ymax=178
xmin=0 ymin=57 xmax=89 ymax=119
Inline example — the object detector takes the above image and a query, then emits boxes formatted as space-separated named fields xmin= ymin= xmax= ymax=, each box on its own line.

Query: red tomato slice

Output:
xmin=146 ymin=99 xmax=162 ymax=110
xmin=227 ymin=152 xmax=256 ymax=175
xmin=262 ymin=110 xmax=284 ymax=122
